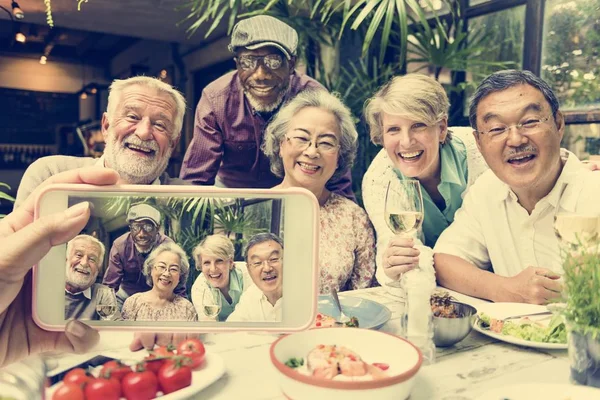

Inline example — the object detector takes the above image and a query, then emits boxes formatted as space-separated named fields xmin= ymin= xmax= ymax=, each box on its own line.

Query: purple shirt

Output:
xmin=179 ymin=70 xmax=355 ymax=200
xmin=102 ymin=232 xmax=187 ymax=297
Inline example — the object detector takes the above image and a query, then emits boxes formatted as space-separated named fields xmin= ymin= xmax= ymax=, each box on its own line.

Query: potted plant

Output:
xmin=556 ymin=214 xmax=600 ymax=388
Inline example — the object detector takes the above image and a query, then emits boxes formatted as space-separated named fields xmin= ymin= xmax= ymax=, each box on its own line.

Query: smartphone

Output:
xmin=33 ymin=184 xmax=319 ymax=333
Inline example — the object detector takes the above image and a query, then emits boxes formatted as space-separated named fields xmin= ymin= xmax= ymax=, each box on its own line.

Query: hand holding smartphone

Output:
xmin=34 ymin=184 xmax=319 ymax=333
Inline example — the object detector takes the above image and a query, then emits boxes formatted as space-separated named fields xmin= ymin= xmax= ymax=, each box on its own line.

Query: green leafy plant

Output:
xmin=0 ymin=183 xmax=15 ymax=218
xmin=561 ymin=237 xmax=600 ymax=339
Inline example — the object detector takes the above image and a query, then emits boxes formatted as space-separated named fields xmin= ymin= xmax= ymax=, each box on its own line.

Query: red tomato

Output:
xmin=154 ymin=344 xmax=176 ymax=357
xmin=373 ymin=362 xmax=390 ymax=371
xmin=84 ymin=377 xmax=121 ymax=400
xmin=99 ymin=360 xmax=132 ymax=381
xmin=143 ymin=353 xmax=168 ymax=375
xmin=62 ymin=368 xmax=91 ymax=386
xmin=177 ymin=338 xmax=206 ymax=369
xmin=158 ymin=359 xmax=193 ymax=394
xmin=121 ymin=370 xmax=159 ymax=400
xmin=52 ymin=383 xmax=85 ymax=400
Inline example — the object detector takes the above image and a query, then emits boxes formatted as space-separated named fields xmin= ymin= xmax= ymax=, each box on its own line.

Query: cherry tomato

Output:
xmin=143 ymin=353 xmax=168 ymax=375
xmin=84 ymin=377 xmax=121 ymax=400
xmin=373 ymin=362 xmax=390 ymax=371
xmin=99 ymin=360 xmax=132 ymax=381
xmin=158 ymin=359 xmax=193 ymax=394
xmin=52 ymin=383 xmax=85 ymax=400
xmin=177 ymin=338 xmax=206 ymax=369
xmin=153 ymin=344 xmax=176 ymax=357
xmin=121 ymin=370 xmax=159 ymax=400
xmin=62 ymin=368 xmax=91 ymax=386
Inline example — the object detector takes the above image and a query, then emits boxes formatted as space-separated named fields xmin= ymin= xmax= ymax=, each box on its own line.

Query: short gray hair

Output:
xmin=244 ymin=232 xmax=284 ymax=262
xmin=192 ymin=234 xmax=235 ymax=271
xmin=364 ymin=74 xmax=450 ymax=146
xmin=66 ymin=234 xmax=105 ymax=263
xmin=106 ymin=76 xmax=187 ymax=142
xmin=261 ymin=89 xmax=358 ymax=183
xmin=142 ymin=242 xmax=190 ymax=291
xmin=469 ymin=70 xmax=560 ymax=131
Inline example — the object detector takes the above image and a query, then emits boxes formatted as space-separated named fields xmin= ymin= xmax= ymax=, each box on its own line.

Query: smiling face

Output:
xmin=474 ymin=84 xmax=564 ymax=193
xmin=246 ymin=240 xmax=283 ymax=301
xmin=150 ymin=251 xmax=181 ymax=294
xmin=102 ymin=84 xmax=177 ymax=184
xmin=279 ymin=106 xmax=341 ymax=192
xmin=200 ymin=253 xmax=233 ymax=290
xmin=129 ymin=219 xmax=159 ymax=254
xmin=382 ymin=113 xmax=447 ymax=181
xmin=65 ymin=238 xmax=101 ymax=292
xmin=236 ymin=46 xmax=294 ymax=112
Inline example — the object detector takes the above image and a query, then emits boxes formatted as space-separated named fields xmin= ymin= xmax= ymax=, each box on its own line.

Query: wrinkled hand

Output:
xmin=0 ymin=167 xmax=119 ymax=368
xmin=129 ymin=332 xmax=203 ymax=351
xmin=382 ymin=236 xmax=420 ymax=281
xmin=505 ymin=266 xmax=563 ymax=305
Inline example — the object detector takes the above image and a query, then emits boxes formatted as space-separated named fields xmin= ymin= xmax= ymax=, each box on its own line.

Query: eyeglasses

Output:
xmin=249 ymin=257 xmax=281 ymax=269
xmin=477 ymin=115 xmax=553 ymax=140
xmin=237 ymin=54 xmax=284 ymax=71
xmin=154 ymin=264 xmax=181 ymax=275
xmin=285 ymin=135 xmax=340 ymax=154
xmin=130 ymin=222 xmax=156 ymax=234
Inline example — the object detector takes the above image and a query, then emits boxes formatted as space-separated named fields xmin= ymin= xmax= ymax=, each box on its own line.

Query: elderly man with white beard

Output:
xmin=14 ymin=76 xmax=188 ymax=208
xmin=64 ymin=234 xmax=113 ymax=320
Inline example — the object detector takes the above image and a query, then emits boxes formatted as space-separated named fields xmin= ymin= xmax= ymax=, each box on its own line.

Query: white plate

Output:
xmin=473 ymin=302 xmax=567 ymax=350
xmin=475 ymin=383 xmax=600 ymax=399
xmin=46 ymin=351 xmax=226 ymax=399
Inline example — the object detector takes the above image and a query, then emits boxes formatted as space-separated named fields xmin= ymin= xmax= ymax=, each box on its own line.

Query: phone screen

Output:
xmin=34 ymin=185 xmax=317 ymax=331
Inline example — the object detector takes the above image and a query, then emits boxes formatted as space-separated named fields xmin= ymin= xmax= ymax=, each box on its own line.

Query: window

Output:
xmin=541 ymin=0 xmax=600 ymax=111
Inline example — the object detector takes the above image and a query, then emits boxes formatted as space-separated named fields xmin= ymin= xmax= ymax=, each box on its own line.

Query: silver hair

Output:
xmin=142 ymin=242 xmax=190 ymax=291
xmin=243 ymin=232 xmax=284 ymax=262
xmin=66 ymin=234 xmax=106 ymax=263
xmin=261 ymin=89 xmax=358 ymax=182
xmin=106 ymin=76 xmax=186 ymax=142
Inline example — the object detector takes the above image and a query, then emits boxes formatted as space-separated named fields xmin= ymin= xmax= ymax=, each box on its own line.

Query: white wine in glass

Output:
xmin=202 ymin=287 xmax=222 ymax=319
xmin=95 ymin=286 xmax=118 ymax=320
xmin=384 ymin=179 xmax=425 ymax=288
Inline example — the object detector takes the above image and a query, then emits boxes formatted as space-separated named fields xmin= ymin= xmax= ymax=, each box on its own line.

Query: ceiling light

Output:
xmin=15 ymin=32 xmax=26 ymax=43
xmin=160 ymin=69 xmax=168 ymax=79
xmin=90 ymin=87 xmax=98 ymax=94
xmin=11 ymin=1 xmax=24 ymax=20
xmin=40 ymin=55 xmax=47 ymax=65
xmin=80 ymin=92 xmax=88 ymax=100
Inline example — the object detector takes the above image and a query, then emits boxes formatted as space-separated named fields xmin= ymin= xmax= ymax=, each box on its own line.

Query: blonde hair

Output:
xmin=192 ymin=235 xmax=235 ymax=271
xmin=364 ymin=74 xmax=450 ymax=145
xmin=66 ymin=234 xmax=105 ymax=263
xmin=106 ymin=76 xmax=187 ymax=141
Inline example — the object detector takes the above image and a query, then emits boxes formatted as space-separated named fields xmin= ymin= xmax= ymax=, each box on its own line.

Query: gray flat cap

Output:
xmin=228 ymin=15 xmax=298 ymax=59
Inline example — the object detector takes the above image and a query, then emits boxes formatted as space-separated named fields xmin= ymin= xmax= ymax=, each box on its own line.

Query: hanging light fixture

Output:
xmin=11 ymin=1 xmax=24 ymax=19
xmin=40 ymin=55 xmax=47 ymax=64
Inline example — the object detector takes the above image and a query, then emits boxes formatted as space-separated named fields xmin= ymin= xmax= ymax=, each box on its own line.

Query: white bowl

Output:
xmin=270 ymin=328 xmax=422 ymax=400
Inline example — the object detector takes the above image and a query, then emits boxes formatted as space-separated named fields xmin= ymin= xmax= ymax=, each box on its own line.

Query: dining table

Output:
xmin=3 ymin=286 xmax=573 ymax=400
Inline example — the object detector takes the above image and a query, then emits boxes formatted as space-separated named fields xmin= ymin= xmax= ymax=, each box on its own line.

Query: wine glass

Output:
xmin=202 ymin=287 xmax=222 ymax=320
xmin=95 ymin=286 xmax=118 ymax=321
xmin=384 ymin=179 xmax=424 ymax=288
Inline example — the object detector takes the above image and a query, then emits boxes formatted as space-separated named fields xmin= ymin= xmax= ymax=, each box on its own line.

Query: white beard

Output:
xmin=245 ymin=88 xmax=288 ymax=113
xmin=65 ymin=262 xmax=98 ymax=292
xmin=103 ymin=132 xmax=172 ymax=184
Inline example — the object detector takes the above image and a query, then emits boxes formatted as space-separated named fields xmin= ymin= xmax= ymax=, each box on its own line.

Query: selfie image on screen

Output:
xmin=64 ymin=194 xmax=284 ymax=324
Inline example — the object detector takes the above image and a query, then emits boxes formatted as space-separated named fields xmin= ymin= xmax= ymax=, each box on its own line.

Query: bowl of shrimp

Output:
xmin=270 ymin=328 xmax=422 ymax=400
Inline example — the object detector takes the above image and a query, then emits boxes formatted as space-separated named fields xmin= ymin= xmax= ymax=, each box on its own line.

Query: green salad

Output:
xmin=479 ymin=313 xmax=567 ymax=344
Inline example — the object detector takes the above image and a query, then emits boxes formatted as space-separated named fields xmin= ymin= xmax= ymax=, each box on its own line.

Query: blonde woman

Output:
xmin=190 ymin=235 xmax=252 ymax=321
xmin=362 ymin=74 xmax=489 ymax=287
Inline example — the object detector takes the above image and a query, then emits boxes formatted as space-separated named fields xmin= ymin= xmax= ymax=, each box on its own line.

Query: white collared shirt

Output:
xmin=226 ymin=284 xmax=282 ymax=322
xmin=434 ymin=152 xmax=600 ymax=276
xmin=65 ymin=286 xmax=92 ymax=299
xmin=95 ymin=156 xmax=161 ymax=185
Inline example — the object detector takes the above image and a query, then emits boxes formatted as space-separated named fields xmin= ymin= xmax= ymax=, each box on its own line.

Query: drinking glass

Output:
xmin=202 ymin=287 xmax=222 ymax=319
xmin=384 ymin=179 xmax=424 ymax=288
xmin=95 ymin=286 xmax=118 ymax=320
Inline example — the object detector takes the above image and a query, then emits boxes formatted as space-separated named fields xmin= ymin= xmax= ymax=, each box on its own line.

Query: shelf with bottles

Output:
xmin=0 ymin=144 xmax=56 ymax=170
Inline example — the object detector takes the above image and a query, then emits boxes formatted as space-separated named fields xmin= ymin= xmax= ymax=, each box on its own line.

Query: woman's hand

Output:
xmin=382 ymin=236 xmax=420 ymax=281
xmin=0 ymin=167 xmax=119 ymax=368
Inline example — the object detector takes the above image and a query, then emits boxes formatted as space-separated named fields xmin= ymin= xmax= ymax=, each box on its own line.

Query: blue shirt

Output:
xmin=394 ymin=136 xmax=468 ymax=247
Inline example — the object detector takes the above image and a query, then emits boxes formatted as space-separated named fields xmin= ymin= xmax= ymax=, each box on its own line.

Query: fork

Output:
xmin=502 ymin=311 xmax=553 ymax=322
xmin=330 ymin=288 xmax=350 ymax=324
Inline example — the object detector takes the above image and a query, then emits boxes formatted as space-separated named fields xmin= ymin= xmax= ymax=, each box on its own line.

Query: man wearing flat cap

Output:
xmin=102 ymin=203 xmax=185 ymax=308
xmin=179 ymin=15 xmax=355 ymax=200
